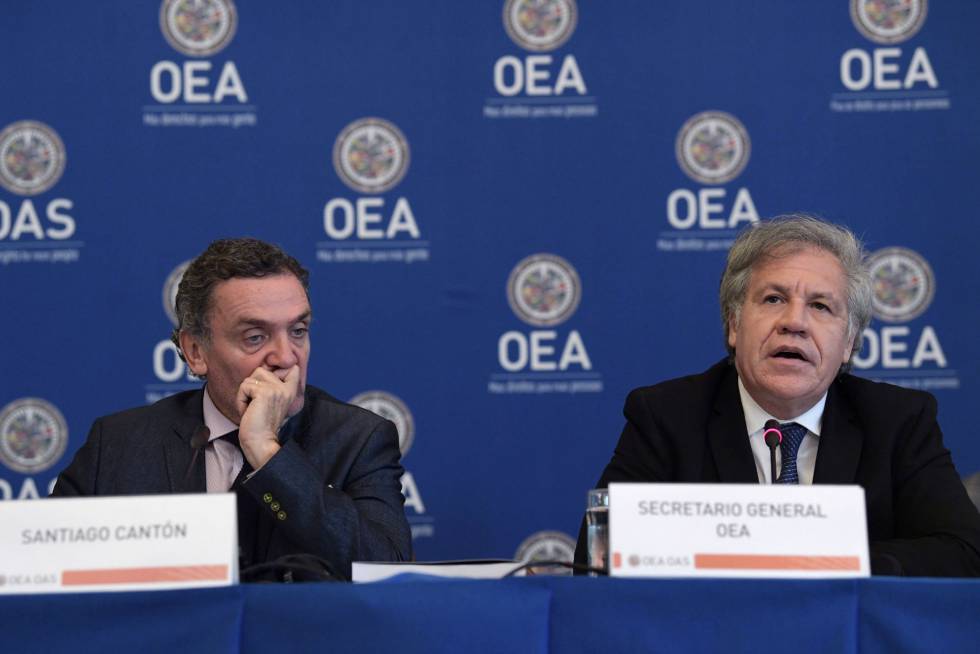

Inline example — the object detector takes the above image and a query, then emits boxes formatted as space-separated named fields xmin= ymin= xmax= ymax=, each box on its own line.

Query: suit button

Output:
xmin=270 ymin=501 xmax=280 ymax=511
xmin=262 ymin=493 xmax=273 ymax=503
xmin=276 ymin=511 xmax=287 ymax=521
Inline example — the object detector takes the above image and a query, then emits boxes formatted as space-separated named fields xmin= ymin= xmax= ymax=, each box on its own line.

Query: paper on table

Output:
xmin=352 ymin=559 xmax=525 ymax=582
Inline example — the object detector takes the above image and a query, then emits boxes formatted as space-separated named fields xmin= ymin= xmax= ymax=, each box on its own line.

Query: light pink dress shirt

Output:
xmin=202 ymin=388 xmax=244 ymax=493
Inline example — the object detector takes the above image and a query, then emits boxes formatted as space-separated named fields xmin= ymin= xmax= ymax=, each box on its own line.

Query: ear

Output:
xmin=727 ymin=315 xmax=738 ymax=350
xmin=841 ymin=328 xmax=855 ymax=364
xmin=179 ymin=331 xmax=209 ymax=377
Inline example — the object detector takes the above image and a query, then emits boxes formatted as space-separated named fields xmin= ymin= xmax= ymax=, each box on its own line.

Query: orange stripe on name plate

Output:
xmin=62 ymin=565 xmax=229 ymax=586
xmin=695 ymin=554 xmax=860 ymax=571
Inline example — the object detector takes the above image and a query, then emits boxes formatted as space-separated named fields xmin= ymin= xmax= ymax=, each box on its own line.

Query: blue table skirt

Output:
xmin=1 ymin=576 xmax=977 ymax=654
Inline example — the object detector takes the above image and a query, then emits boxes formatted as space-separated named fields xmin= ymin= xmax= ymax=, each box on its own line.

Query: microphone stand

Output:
xmin=763 ymin=420 xmax=783 ymax=484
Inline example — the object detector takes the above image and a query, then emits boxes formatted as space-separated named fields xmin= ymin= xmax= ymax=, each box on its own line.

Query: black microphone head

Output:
xmin=190 ymin=425 xmax=211 ymax=450
xmin=183 ymin=425 xmax=211 ymax=485
xmin=763 ymin=419 xmax=782 ymax=449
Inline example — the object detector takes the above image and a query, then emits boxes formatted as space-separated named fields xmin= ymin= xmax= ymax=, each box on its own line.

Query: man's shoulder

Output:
xmin=834 ymin=373 xmax=937 ymax=413
xmin=627 ymin=358 xmax=732 ymax=407
xmin=95 ymin=389 xmax=201 ymax=429
xmin=301 ymin=385 xmax=391 ymax=430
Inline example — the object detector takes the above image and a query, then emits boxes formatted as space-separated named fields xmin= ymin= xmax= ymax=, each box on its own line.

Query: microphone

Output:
xmin=763 ymin=419 xmax=782 ymax=484
xmin=183 ymin=425 xmax=211 ymax=485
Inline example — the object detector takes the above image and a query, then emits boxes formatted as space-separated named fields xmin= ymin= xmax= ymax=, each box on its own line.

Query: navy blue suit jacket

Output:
xmin=575 ymin=359 xmax=980 ymax=576
xmin=52 ymin=385 xmax=412 ymax=580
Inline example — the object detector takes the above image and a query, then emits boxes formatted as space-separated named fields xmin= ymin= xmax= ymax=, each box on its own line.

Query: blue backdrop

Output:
xmin=2 ymin=0 xmax=976 ymax=564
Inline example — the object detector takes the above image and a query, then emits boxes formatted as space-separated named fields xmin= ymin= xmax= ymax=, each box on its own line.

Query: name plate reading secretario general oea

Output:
xmin=0 ymin=494 xmax=237 ymax=594
xmin=608 ymin=483 xmax=869 ymax=578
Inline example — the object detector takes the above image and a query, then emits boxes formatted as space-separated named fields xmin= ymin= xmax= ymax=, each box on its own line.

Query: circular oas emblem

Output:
xmin=0 ymin=398 xmax=69 ymax=474
xmin=675 ymin=111 xmax=750 ymax=185
xmin=503 ymin=0 xmax=578 ymax=52
xmin=515 ymin=530 xmax=576 ymax=575
xmin=163 ymin=260 xmax=192 ymax=327
xmin=850 ymin=0 xmax=927 ymax=44
xmin=332 ymin=118 xmax=410 ymax=194
xmin=507 ymin=253 xmax=581 ymax=327
xmin=159 ymin=0 xmax=238 ymax=57
xmin=349 ymin=391 xmax=415 ymax=457
xmin=0 ymin=121 xmax=66 ymax=196
xmin=867 ymin=247 xmax=935 ymax=322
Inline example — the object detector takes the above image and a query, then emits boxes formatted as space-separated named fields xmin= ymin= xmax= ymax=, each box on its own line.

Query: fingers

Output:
xmin=283 ymin=365 xmax=301 ymax=391
xmin=237 ymin=367 xmax=300 ymax=426
xmin=235 ymin=378 xmax=253 ymax=417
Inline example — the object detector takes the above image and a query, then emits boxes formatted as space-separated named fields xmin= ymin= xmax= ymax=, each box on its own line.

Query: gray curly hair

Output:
xmin=719 ymin=214 xmax=872 ymax=370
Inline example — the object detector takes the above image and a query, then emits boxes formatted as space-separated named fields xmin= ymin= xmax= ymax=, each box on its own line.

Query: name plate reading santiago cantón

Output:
xmin=609 ymin=483 xmax=869 ymax=578
xmin=0 ymin=494 xmax=237 ymax=593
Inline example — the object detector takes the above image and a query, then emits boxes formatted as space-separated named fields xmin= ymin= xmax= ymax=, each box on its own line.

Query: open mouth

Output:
xmin=772 ymin=349 xmax=808 ymax=362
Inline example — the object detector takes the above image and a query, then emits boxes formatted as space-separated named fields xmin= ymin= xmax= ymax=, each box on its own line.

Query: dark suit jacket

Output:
xmin=51 ymin=385 xmax=412 ymax=580
xmin=575 ymin=359 xmax=980 ymax=576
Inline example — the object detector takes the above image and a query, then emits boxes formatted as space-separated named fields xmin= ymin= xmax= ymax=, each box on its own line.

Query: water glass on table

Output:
xmin=586 ymin=488 xmax=609 ymax=575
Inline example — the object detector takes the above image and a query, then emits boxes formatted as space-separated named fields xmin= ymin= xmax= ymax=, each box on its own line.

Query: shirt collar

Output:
xmin=736 ymin=377 xmax=826 ymax=437
xmin=202 ymin=385 xmax=239 ymax=442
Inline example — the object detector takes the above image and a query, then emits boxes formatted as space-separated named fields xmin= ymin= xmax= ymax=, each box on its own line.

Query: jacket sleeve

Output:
xmin=869 ymin=394 xmax=980 ymax=577
xmin=241 ymin=418 xmax=412 ymax=580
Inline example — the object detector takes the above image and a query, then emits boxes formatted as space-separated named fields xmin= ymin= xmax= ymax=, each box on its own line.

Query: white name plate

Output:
xmin=0 ymin=494 xmax=238 ymax=594
xmin=609 ymin=483 xmax=869 ymax=578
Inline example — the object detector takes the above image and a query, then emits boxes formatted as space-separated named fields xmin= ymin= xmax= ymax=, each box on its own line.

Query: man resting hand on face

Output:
xmin=52 ymin=238 xmax=412 ymax=580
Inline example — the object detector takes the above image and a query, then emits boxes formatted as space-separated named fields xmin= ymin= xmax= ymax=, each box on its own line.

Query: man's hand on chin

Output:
xmin=235 ymin=365 xmax=301 ymax=470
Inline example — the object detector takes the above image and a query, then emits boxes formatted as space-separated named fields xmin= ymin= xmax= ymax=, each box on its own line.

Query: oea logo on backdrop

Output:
xmin=319 ymin=118 xmax=429 ymax=264
xmin=146 ymin=0 xmax=256 ymax=128
xmin=868 ymin=247 xmax=934 ymax=323
xmin=0 ymin=121 xmax=80 ymax=264
xmin=349 ymin=391 xmax=433 ymax=540
xmin=160 ymin=0 xmax=238 ymax=57
xmin=148 ymin=260 xmax=200 ymax=403
xmin=490 ymin=253 xmax=602 ymax=394
xmin=514 ymin=530 xmax=576 ymax=574
xmin=0 ymin=398 xmax=67 ymax=500
xmin=834 ymin=1 xmax=945 ymax=113
xmin=485 ymin=0 xmax=596 ymax=119
xmin=349 ymin=391 xmax=415 ymax=457
xmin=659 ymin=111 xmax=758 ymax=252
xmin=852 ymin=246 xmax=956 ymax=390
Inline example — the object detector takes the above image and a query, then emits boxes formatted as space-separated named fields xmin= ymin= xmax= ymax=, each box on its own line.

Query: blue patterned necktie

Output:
xmin=775 ymin=423 xmax=808 ymax=484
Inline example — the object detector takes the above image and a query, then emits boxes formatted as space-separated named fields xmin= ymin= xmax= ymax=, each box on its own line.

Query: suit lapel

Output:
xmin=163 ymin=391 xmax=207 ymax=493
xmin=708 ymin=366 xmax=759 ymax=483
xmin=813 ymin=380 xmax=863 ymax=484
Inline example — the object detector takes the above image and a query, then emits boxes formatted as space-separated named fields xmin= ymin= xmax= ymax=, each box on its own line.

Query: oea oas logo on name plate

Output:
xmin=0 ymin=398 xmax=68 ymax=474
xmin=506 ymin=253 xmax=581 ymax=327
xmin=850 ymin=0 xmax=927 ymax=45
xmin=0 ymin=121 xmax=66 ymax=197
xmin=332 ymin=118 xmax=411 ymax=195
xmin=503 ymin=0 xmax=578 ymax=52
xmin=675 ymin=111 xmax=751 ymax=186
xmin=159 ymin=0 xmax=238 ymax=57
xmin=349 ymin=391 xmax=415 ymax=457
xmin=867 ymin=246 xmax=935 ymax=323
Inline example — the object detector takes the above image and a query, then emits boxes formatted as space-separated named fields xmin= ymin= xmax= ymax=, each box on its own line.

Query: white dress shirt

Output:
xmin=737 ymin=377 xmax=825 ymax=485
xmin=202 ymin=387 xmax=244 ymax=493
